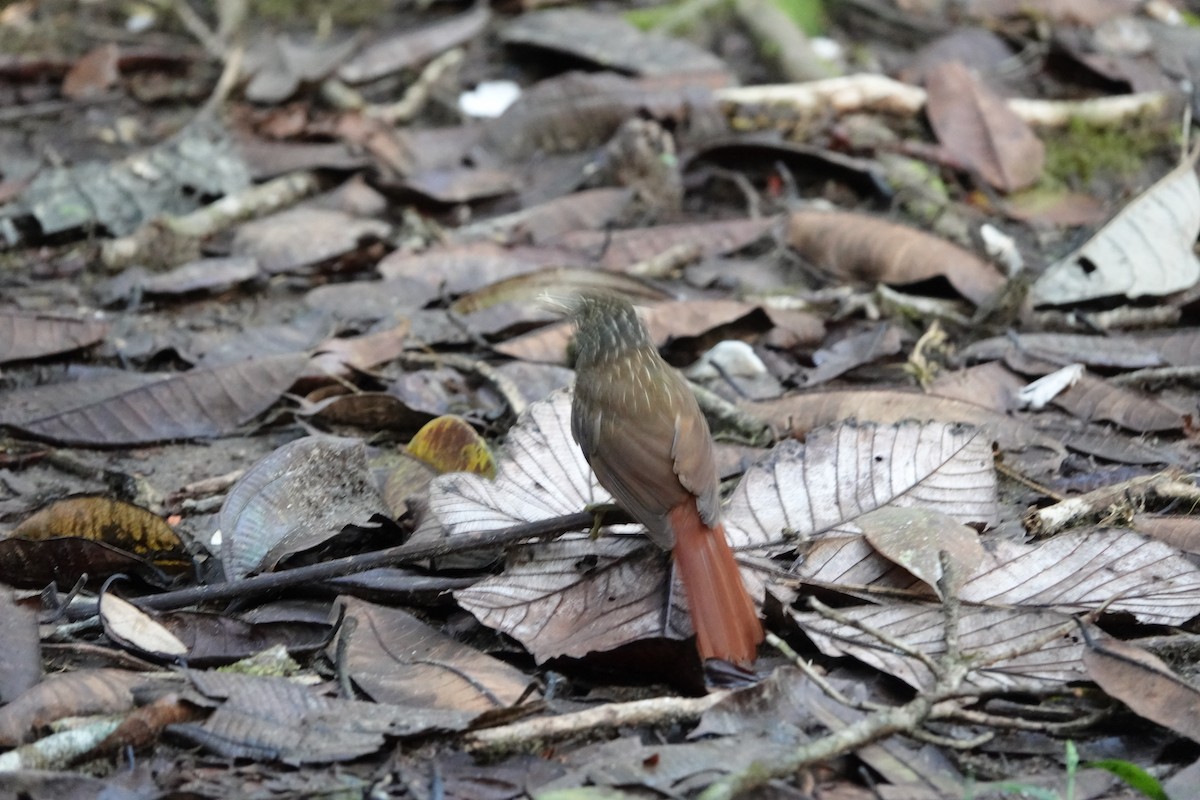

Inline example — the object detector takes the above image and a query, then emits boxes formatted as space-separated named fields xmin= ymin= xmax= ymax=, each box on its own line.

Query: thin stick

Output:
xmin=127 ymin=508 xmax=629 ymax=613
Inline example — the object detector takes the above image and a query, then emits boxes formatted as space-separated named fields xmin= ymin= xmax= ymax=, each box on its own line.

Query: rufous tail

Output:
xmin=669 ymin=502 xmax=763 ymax=666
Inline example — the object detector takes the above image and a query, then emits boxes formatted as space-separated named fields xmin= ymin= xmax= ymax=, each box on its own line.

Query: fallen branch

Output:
xmin=466 ymin=692 xmax=729 ymax=754
xmin=715 ymin=76 xmax=1169 ymax=129
xmin=123 ymin=507 xmax=630 ymax=614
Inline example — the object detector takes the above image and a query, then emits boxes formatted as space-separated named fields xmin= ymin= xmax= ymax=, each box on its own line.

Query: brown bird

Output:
xmin=569 ymin=294 xmax=763 ymax=667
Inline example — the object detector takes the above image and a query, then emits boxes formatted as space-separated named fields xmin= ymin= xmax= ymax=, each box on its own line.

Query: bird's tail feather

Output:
xmin=669 ymin=503 xmax=763 ymax=666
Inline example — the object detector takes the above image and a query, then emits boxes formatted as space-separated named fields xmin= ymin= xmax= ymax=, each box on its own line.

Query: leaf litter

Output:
xmin=1 ymin=0 xmax=1199 ymax=796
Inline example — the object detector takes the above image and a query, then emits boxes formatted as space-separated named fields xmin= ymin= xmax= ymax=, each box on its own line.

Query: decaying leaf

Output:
xmin=745 ymin=388 xmax=1067 ymax=475
xmin=798 ymin=604 xmax=1082 ymax=692
xmin=501 ymin=8 xmax=727 ymax=77
xmin=794 ymin=527 xmax=1200 ymax=690
xmin=172 ymin=668 xmax=475 ymax=763
xmin=335 ymin=596 xmax=531 ymax=712
xmin=786 ymin=210 xmax=1006 ymax=305
xmin=232 ymin=207 xmax=391 ymax=274
xmin=0 ymin=352 xmax=309 ymax=446
xmin=857 ymin=507 xmax=985 ymax=599
xmin=339 ymin=4 xmax=491 ymax=83
xmin=0 ymin=311 xmax=109 ymax=364
xmin=0 ymin=586 xmax=40 ymax=704
xmin=14 ymin=496 xmax=184 ymax=557
xmin=925 ymin=61 xmax=1045 ymax=192
xmin=0 ymin=670 xmax=150 ymax=746
xmin=407 ymin=415 xmax=496 ymax=478
xmin=1033 ymin=149 xmax=1200 ymax=304
xmin=1082 ymin=630 xmax=1200 ymax=743
xmin=429 ymin=389 xmax=613 ymax=535
xmin=725 ymin=420 xmax=999 ymax=551
xmin=219 ymin=435 xmax=389 ymax=580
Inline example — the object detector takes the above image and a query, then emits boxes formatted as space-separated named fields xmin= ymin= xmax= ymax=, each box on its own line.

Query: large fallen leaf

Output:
xmin=724 ymin=420 xmax=999 ymax=551
xmin=0 ymin=586 xmax=40 ymax=704
xmin=1033 ymin=149 xmax=1200 ymax=304
xmin=336 ymin=595 xmax=531 ymax=712
xmin=925 ymin=61 xmax=1044 ymax=192
xmin=793 ymin=527 xmax=1200 ymax=691
xmin=744 ymin=388 xmax=1066 ymax=475
xmin=231 ymin=207 xmax=391 ymax=274
xmin=786 ymin=210 xmax=1005 ymax=305
xmin=0 ymin=352 xmax=308 ymax=445
xmin=797 ymin=604 xmax=1082 ymax=692
xmin=858 ymin=507 xmax=985 ymax=599
xmin=219 ymin=435 xmax=389 ymax=580
xmin=1082 ymin=630 xmax=1200 ymax=742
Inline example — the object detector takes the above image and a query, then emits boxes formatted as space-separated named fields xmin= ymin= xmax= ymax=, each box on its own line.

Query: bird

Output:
xmin=568 ymin=293 xmax=763 ymax=667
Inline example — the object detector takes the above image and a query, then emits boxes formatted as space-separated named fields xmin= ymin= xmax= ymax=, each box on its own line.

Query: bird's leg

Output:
xmin=581 ymin=502 xmax=622 ymax=539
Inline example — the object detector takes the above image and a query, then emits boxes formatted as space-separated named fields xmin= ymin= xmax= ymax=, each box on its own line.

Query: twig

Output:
xmin=1023 ymin=469 xmax=1186 ymax=537
xmin=809 ymin=597 xmax=941 ymax=675
xmin=466 ymin=692 xmax=729 ymax=754
xmin=1108 ymin=365 xmax=1200 ymax=388
xmin=110 ymin=508 xmax=630 ymax=615
xmin=701 ymin=562 xmax=971 ymax=800
xmin=100 ymin=170 xmax=323 ymax=270
xmin=766 ymin=632 xmax=885 ymax=713
xmin=715 ymin=77 xmax=1168 ymax=129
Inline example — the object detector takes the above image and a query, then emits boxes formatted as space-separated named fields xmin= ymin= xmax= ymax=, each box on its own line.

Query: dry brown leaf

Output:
xmin=306 ymin=319 xmax=411 ymax=378
xmin=925 ymin=61 xmax=1044 ymax=192
xmin=336 ymin=595 xmax=530 ymax=712
xmin=857 ymin=507 xmax=985 ymax=599
xmin=0 ymin=311 xmax=109 ymax=364
xmin=929 ymin=361 xmax=1025 ymax=412
xmin=339 ymin=4 xmax=491 ymax=83
xmin=13 ymin=496 xmax=184 ymax=557
xmin=500 ymin=8 xmax=727 ymax=77
xmin=1051 ymin=371 xmax=1186 ymax=432
xmin=1132 ymin=515 xmax=1200 ymax=555
xmin=786 ymin=210 xmax=1005 ymax=305
xmin=0 ymin=670 xmax=148 ymax=746
xmin=1082 ymin=630 xmax=1200 ymax=742
xmin=744 ymin=388 xmax=1066 ymax=475
xmin=797 ymin=605 xmax=1081 ymax=692
xmin=232 ymin=207 xmax=391 ymax=274
xmin=553 ymin=217 xmax=775 ymax=271
xmin=0 ymin=586 xmax=40 ymax=704
xmin=62 ymin=42 xmax=120 ymax=100
xmin=377 ymin=242 xmax=581 ymax=296
xmin=725 ymin=421 xmax=999 ymax=552
xmin=174 ymin=668 xmax=475 ymax=763
xmin=0 ymin=352 xmax=308 ymax=446
xmin=802 ymin=323 xmax=905 ymax=386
